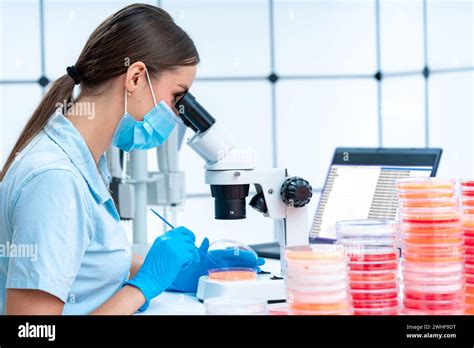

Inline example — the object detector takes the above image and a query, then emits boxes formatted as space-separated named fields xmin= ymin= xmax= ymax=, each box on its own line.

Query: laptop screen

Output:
xmin=309 ymin=148 xmax=442 ymax=241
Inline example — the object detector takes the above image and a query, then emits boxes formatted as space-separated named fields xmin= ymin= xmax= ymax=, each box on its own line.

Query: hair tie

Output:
xmin=66 ymin=65 xmax=81 ymax=85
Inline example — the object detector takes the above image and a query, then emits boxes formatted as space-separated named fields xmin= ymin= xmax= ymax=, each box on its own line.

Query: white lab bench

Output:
xmin=137 ymin=258 xmax=283 ymax=315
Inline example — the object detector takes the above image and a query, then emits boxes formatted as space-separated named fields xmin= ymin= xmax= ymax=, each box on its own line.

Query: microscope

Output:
xmin=175 ymin=92 xmax=313 ymax=302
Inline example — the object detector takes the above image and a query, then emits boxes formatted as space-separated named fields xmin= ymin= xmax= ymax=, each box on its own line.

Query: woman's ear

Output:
xmin=124 ymin=61 xmax=146 ymax=94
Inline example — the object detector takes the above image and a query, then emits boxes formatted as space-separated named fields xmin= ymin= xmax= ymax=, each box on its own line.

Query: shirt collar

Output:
xmin=44 ymin=112 xmax=112 ymax=204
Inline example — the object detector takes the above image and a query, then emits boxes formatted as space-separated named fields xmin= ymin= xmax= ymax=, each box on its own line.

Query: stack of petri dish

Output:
xmin=396 ymin=178 xmax=465 ymax=315
xmin=336 ymin=220 xmax=400 ymax=315
xmin=461 ymin=180 xmax=474 ymax=315
xmin=283 ymin=244 xmax=352 ymax=315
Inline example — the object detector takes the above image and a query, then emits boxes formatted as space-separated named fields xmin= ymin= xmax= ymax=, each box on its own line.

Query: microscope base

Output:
xmin=196 ymin=274 xmax=286 ymax=303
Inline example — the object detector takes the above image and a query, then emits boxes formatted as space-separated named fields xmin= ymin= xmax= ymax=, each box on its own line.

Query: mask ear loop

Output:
xmin=124 ymin=88 xmax=128 ymax=114
xmin=145 ymin=68 xmax=159 ymax=106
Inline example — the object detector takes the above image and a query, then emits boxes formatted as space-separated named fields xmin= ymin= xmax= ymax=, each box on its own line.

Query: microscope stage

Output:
xmin=196 ymin=273 xmax=286 ymax=303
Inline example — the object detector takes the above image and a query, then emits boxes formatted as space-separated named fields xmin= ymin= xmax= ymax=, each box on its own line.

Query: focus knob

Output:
xmin=280 ymin=176 xmax=313 ymax=207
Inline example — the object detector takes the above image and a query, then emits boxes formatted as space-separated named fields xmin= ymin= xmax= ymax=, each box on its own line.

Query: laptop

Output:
xmin=252 ymin=147 xmax=442 ymax=259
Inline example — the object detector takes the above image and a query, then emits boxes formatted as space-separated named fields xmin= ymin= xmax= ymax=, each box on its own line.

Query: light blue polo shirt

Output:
xmin=0 ymin=112 xmax=132 ymax=314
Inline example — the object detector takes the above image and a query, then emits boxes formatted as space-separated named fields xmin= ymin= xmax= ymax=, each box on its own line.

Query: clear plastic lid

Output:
xmin=207 ymin=239 xmax=258 ymax=272
xmin=401 ymin=260 xmax=464 ymax=273
xmin=204 ymin=296 xmax=267 ymax=315
xmin=336 ymin=219 xmax=399 ymax=239
xmin=284 ymin=244 xmax=346 ymax=261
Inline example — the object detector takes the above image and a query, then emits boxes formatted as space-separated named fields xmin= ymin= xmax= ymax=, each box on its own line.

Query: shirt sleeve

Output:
xmin=6 ymin=169 xmax=92 ymax=302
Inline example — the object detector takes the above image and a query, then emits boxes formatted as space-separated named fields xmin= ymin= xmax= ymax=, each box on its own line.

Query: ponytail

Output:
xmin=0 ymin=74 xmax=75 ymax=180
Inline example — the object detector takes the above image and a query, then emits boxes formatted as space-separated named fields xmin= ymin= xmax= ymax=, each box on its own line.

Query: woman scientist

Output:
xmin=0 ymin=4 xmax=263 ymax=315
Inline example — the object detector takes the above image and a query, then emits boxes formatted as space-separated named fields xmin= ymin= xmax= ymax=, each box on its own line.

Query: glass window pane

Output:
xmin=429 ymin=71 xmax=474 ymax=178
xmin=0 ymin=84 xmax=43 ymax=166
xmin=163 ymin=0 xmax=270 ymax=77
xmin=276 ymin=79 xmax=378 ymax=190
xmin=274 ymin=0 xmax=377 ymax=75
xmin=44 ymin=0 xmax=155 ymax=80
xmin=427 ymin=0 xmax=474 ymax=69
xmin=381 ymin=76 xmax=425 ymax=147
xmin=380 ymin=0 xmax=424 ymax=72
xmin=0 ymin=0 xmax=41 ymax=79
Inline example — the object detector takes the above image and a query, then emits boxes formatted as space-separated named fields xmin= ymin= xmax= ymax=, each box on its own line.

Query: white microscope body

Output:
xmin=177 ymin=92 xmax=313 ymax=302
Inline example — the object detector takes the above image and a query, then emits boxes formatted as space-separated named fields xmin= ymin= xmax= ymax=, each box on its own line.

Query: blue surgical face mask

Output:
xmin=112 ymin=68 xmax=177 ymax=152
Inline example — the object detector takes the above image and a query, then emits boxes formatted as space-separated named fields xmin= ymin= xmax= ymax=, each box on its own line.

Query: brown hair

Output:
xmin=0 ymin=3 xmax=199 ymax=180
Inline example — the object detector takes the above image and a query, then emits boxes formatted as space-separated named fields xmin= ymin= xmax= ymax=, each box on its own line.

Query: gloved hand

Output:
xmin=124 ymin=226 xmax=199 ymax=311
xmin=167 ymin=237 xmax=265 ymax=293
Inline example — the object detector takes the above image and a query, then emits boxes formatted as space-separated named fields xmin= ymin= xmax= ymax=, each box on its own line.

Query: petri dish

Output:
xmin=465 ymin=263 xmax=474 ymax=274
xmin=285 ymin=271 xmax=347 ymax=285
xmin=350 ymin=281 xmax=398 ymax=291
xmin=398 ymin=190 xmax=456 ymax=200
xmin=349 ymin=261 xmax=398 ymax=272
xmin=268 ymin=304 xmax=289 ymax=316
xmin=289 ymin=301 xmax=350 ymax=313
xmin=285 ymin=282 xmax=349 ymax=296
xmin=285 ymin=244 xmax=346 ymax=261
xmin=403 ymin=298 xmax=464 ymax=311
xmin=286 ymin=288 xmax=349 ymax=303
xmin=352 ymin=299 xmax=398 ymax=309
xmin=354 ymin=307 xmax=399 ymax=315
xmin=399 ymin=197 xmax=459 ymax=209
xmin=464 ymin=236 xmax=474 ymax=247
xmin=347 ymin=251 xmax=398 ymax=263
xmin=208 ymin=268 xmax=257 ymax=281
xmin=461 ymin=180 xmax=474 ymax=191
xmin=351 ymin=289 xmax=399 ymax=301
xmin=403 ymin=270 xmax=464 ymax=284
xmin=401 ymin=260 xmax=464 ymax=273
xmin=401 ymin=222 xmax=462 ymax=235
xmin=396 ymin=178 xmax=456 ymax=191
xmin=206 ymin=239 xmax=258 ymax=280
xmin=465 ymin=305 xmax=474 ymax=315
xmin=403 ymin=233 xmax=464 ymax=245
xmin=404 ymin=308 xmax=464 ymax=315
xmin=403 ymin=281 xmax=464 ymax=293
xmin=204 ymin=296 xmax=267 ymax=315
xmin=404 ymin=289 xmax=464 ymax=301
xmin=465 ymin=295 xmax=474 ymax=306
xmin=462 ymin=198 xmax=474 ymax=206
xmin=336 ymin=219 xmax=399 ymax=239
xmin=349 ymin=270 xmax=398 ymax=283
xmin=399 ymin=208 xmax=461 ymax=224
xmin=289 ymin=308 xmax=352 ymax=315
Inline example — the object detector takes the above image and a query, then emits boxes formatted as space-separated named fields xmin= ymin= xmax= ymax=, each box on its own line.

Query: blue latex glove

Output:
xmin=124 ymin=226 xmax=199 ymax=311
xmin=167 ymin=237 xmax=266 ymax=293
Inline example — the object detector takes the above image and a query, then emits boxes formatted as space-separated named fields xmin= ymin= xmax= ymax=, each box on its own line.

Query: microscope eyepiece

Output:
xmin=175 ymin=92 xmax=216 ymax=133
